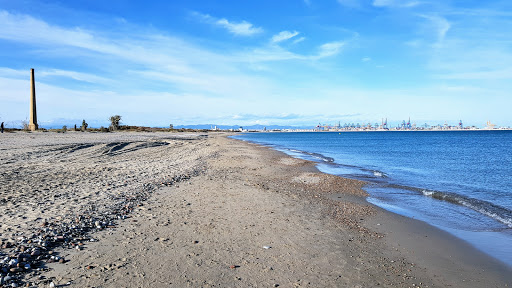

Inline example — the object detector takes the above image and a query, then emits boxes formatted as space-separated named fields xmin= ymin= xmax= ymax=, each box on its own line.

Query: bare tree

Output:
xmin=21 ymin=119 xmax=29 ymax=131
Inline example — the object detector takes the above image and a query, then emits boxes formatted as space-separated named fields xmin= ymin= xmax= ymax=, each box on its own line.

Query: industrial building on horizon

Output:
xmin=310 ymin=118 xmax=509 ymax=132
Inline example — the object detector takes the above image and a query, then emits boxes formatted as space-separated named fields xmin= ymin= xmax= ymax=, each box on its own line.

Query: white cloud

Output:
xmin=240 ymin=40 xmax=346 ymax=63
xmin=0 ymin=9 xmax=346 ymax=88
xmin=362 ymin=57 xmax=371 ymax=62
xmin=193 ymin=12 xmax=263 ymax=36
xmin=9 ymin=9 xmax=506 ymax=127
xmin=422 ymin=15 xmax=450 ymax=43
xmin=430 ymin=46 xmax=512 ymax=80
xmin=216 ymin=18 xmax=263 ymax=36
xmin=404 ymin=1 xmax=423 ymax=8
xmin=271 ymin=30 xmax=300 ymax=43
xmin=293 ymin=37 xmax=306 ymax=44
xmin=0 ymin=67 xmax=27 ymax=78
xmin=417 ymin=15 xmax=451 ymax=47
xmin=0 ymin=11 xmax=106 ymax=52
xmin=373 ymin=0 xmax=393 ymax=7
xmin=316 ymin=41 xmax=345 ymax=58
xmin=0 ymin=67 xmax=112 ymax=87
xmin=373 ymin=0 xmax=423 ymax=8
xmin=40 ymin=69 xmax=111 ymax=84
xmin=0 ymin=11 xmax=197 ymax=75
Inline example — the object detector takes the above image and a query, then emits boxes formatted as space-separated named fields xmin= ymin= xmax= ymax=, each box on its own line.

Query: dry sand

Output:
xmin=0 ymin=132 xmax=510 ymax=287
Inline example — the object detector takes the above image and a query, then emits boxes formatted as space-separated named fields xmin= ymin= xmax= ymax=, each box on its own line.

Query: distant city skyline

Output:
xmin=0 ymin=1 xmax=511 ymax=127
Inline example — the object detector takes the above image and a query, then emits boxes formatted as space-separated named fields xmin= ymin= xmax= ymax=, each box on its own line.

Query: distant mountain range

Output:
xmin=173 ymin=124 xmax=310 ymax=130
xmin=33 ymin=120 xmax=310 ymax=131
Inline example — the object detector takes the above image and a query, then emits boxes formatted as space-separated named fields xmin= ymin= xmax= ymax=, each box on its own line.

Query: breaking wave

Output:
xmin=285 ymin=149 xmax=334 ymax=163
xmin=422 ymin=190 xmax=512 ymax=228
xmin=372 ymin=171 xmax=386 ymax=178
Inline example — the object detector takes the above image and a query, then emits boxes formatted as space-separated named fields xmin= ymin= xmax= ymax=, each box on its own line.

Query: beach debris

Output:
xmin=262 ymin=246 xmax=271 ymax=249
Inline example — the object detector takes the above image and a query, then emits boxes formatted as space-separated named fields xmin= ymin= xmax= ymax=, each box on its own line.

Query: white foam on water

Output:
xmin=373 ymin=171 xmax=384 ymax=177
xmin=422 ymin=190 xmax=434 ymax=196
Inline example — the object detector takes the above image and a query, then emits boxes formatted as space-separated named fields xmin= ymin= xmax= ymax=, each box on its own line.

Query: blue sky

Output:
xmin=0 ymin=0 xmax=511 ymax=128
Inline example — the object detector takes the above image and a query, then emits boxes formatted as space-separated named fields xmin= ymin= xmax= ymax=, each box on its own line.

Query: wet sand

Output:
xmin=0 ymin=132 xmax=510 ymax=287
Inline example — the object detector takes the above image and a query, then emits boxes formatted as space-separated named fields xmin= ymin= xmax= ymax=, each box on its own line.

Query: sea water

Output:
xmin=232 ymin=131 xmax=512 ymax=267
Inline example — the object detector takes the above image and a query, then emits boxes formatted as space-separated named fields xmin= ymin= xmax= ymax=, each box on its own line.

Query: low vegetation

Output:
xmin=2 ymin=115 xmax=230 ymax=133
xmin=81 ymin=120 xmax=88 ymax=132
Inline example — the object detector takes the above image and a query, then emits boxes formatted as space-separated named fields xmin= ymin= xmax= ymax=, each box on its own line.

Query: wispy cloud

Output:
xmin=241 ymin=40 xmax=346 ymax=63
xmin=293 ymin=37 xmax=306 ymax=44
xmin=2 ymin=2 xmax=509 ymax=127
xmin=0 ymin=67 xmax=27 ymax=78
xmin=0 ymin=11 xmax=352 ymax=125
xmin=373 ymin=0 xmax=423 ymax=8
xmin=0 ymin=11 xmax=197 ymax=75
xmin=0 ymin=11 xmax=109 ymax=52
xmin=193 ymin=12 xmax=263 ymax=36
xmin=0 ymin=10 xmax=346 ymax=85
xmin=419 ymin=15 xmax=451 ymax=45
xmin=0 ymin=67 xmax=113 ymax=84
xmin=316 ymin=41 xmax=345 ymax=58
xmin=40 ymin=69 xmax=111 ymax=84
xmin=216 ymin=18 xmax=263 ymax=36
xmin=271 ymin=30 xmax=300 ymax=43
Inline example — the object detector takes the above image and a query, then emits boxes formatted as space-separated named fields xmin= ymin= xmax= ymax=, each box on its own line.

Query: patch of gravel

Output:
xmin=0 ymin=132 xmax=211 ymax=287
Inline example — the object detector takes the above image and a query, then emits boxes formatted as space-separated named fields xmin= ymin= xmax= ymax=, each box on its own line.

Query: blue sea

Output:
xmin=232 ymin=131 xmax=512 ymax=267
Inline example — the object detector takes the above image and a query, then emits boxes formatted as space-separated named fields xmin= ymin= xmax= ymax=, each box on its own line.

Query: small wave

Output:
xmin=305 ymin=152 xmax=334 ymax=163
xmin=284 ymin=148 xmax=334 ymax=163
xmin=422 ymin=190 xmax=512 ymax=228
xmin=373 ymin=171 xmax=386 ymax=178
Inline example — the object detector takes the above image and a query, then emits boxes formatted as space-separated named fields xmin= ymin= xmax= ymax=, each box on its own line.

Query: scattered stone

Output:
xmin=4 ymin=276 xmax=13 ymax=282
xmin=0 ymin=135 xmax=207 ymax=287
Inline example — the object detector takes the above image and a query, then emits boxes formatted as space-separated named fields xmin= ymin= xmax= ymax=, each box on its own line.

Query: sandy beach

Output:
xmin=0 ymin=132 xmax=510 ymax=287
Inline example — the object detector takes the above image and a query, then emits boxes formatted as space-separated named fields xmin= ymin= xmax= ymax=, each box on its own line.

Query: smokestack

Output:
xmin=29 ymin=68 xmax=38 ymax=131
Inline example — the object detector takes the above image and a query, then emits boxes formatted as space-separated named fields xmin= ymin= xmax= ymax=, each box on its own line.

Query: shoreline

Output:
xmin=244 ymin=129 xmax=512 ymax=133
xmin=233 ymin=132 xmax=512 ymax=269
xmin=234 ymin=137 xmax=512 ymax=284
xmin=1 ymin=132 xmax=510 ymax=287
